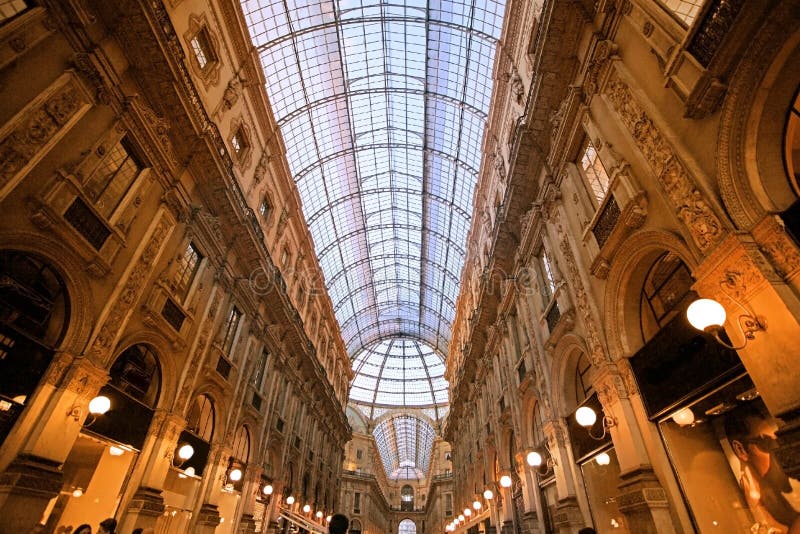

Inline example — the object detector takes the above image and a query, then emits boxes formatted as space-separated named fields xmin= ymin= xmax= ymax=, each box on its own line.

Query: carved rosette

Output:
xmin=604 ymin=70 xmax=725 ymax=253
xmin=87 ymin=211 xmax=175 ymax=365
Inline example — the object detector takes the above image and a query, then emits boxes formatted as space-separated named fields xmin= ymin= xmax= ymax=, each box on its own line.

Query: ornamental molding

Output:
xmin=604 ymin=68 xmax=725 ymax=253
xmin=716 ymin=0 xmax=800 ymax=229
xmin=87 ymin=209 xmax=176 ymax=366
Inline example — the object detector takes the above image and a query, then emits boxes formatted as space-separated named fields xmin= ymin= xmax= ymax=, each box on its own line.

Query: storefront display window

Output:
xmin=659 ymin=375 xmax=800 ymax=533
xmin=580 ymin=448 xmax=627 ymax=533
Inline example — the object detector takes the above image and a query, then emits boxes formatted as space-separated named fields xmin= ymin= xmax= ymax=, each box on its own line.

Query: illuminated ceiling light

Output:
xmin=228 ymin=468 xmax=243 ymax=482
xmin=526 ymin=451 xmax=543 ymax=467
xmin=483 ymin=489 xmax=493 ymax=500
xmin=671 ymin=407 xmax=695 ymax=426
xmin=595 ymin=452 xmax=611 ymax=466
xmin=286 ymin=495 xmax=295 ymax=505
xmin=473 ymin=500 xmax=481 ymax=510
xmin=88 ymin=395 xmax=111 ymax=415
xmin=109 ymin=446 xmax=124 ymax=456
xmin=499 ymin=475 xmax=512 ymax=488
xmin=177 ymin=443 xmax=195 ymax=460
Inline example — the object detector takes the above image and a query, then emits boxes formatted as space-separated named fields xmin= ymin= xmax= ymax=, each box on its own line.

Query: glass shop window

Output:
xmin=578 ymin=137 xmax=611 ymax=209
xmin=579 ymin=448 xmax=628 ymax=532
xmin=658 ymin=374 xmax=800 ymax=533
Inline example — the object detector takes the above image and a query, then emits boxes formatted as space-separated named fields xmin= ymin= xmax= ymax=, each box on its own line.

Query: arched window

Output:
xmin=88 ymin=344 xmax=162 ymax=449
xmin=639 ymin=251 xmax=694 ymax=342
xmin=573 ymin=352 xmax=594 ymax=408
xmin=781 ymin=84 xmax=800 ymax=243
xmin=177 ymin=394 xmax=215 ymax=476
xmin=350 ymin=519 xmax=362 ymax=534
xmin=232 ymin=425 xmax=251 ymax=464
xmin=109 ymin=344 xmax=161 ymax=407
xmin=186 ymin=394 xmax=215 ymax=441
xmin=398 ymin=519 xmax=416 ymax=534
xmin=0 ymin=251 xmax=68 ymax=444
xmin=400 ymin=485 xmax=414 ymax=511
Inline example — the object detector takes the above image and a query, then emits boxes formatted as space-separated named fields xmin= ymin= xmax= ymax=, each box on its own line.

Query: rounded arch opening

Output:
xmin=400 ymin=485 xmax=414 ymax=511
xmin=0 ymin=250 xmax=69 ymax=445
xmin=398 ymin=518 xmax=416 ymax=534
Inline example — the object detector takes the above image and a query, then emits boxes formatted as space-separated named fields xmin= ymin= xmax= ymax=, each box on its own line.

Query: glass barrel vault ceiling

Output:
xmin=242 ymin=0 xmax=505 ymax=471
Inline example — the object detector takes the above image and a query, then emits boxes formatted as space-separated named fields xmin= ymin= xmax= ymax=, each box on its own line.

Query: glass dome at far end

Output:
xmin=349 ymin=338 xmax=449 ymax=420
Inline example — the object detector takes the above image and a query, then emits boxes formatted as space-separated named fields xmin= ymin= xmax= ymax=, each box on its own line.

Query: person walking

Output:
xmin=97 ymin=518 xmax=117 ymax=534
xmin=328 ymin=514 xmax=349 ymax=534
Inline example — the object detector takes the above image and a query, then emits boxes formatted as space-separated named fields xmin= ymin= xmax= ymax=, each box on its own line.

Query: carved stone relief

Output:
xmin=87 ymin=211 xmax=175 ymax=365
xmin=604 ymin=70 xmax=725 ymax=253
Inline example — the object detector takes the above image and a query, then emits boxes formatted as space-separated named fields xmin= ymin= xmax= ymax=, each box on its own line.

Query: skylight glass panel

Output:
xmin=244 ymin=0 xmax=505 ymax=426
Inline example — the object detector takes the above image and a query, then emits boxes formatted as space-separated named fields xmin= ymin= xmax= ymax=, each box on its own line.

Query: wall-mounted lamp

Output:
xmin=315 ymin=511 xmax=323 ymax=519
xmin=575 ymin=406 xmax=616 ymax=440
xmin=671 ymin=407 xmax=696 ymax=427
xmin=263 ymin=483 xmax=274 ymax=496
xmin=526 ymin=443 xmax=556 ymax=475
xmin=286 ymin=495 xmax=295 ymax=505
xmin=483 ymin=488 xmax=494 ymax=500
xmin=472 ymin=500 xmax=482 ymax=510
xmin=302 ymin=504 xmax=311 ymax=514
xmin=169 ymin=442 xmax=194 ymax=468
xmin=458 ymin=514 xmax=465 ymax=522
xmin=69 ymin=395 xmax=111 ymax=425
xmin=463 ymin=508 xmax=472 ymax=517
xmin=499 ymin=474 xmax=512 ymax=488
xmin=687 ymin=298 xmax=764 ymax=350
xmin=326 ymin=515 xmax=332 ymax=523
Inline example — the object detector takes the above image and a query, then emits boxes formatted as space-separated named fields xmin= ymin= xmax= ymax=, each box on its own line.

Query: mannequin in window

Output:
xmin=725 ymin=403 xmax=800 ymax=533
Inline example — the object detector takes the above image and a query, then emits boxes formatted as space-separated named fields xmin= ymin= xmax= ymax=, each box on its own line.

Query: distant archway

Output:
xmin=398 ymin=518 xmax=416 ymax=534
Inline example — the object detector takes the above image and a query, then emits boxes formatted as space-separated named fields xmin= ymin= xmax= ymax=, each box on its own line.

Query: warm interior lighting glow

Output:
xmin=326 ymin=516 xmax=332 ymax=523
xmin=687 ymin=298 xmax=726 ymax=331
xmin=575 ymin=406 xmax=597 ymax=427
xmin=464 ymin=508 xmax=471 ymax=516
xmin=177 ymin=443 xmax=195 ymax=460
xmin=88 ymin=395 xmax=111 ymax=415
xmin=483 ymin=489 xmax=494 ymax=500
xmin=473 ymin=500 xmax=481 ymax=510
xmin=184 ymin=466 xmax=196 ymax=477
xmin=303 ymin=504 xmax=311 ymax=513
xmin=229 ymin=468 xmax=243 ymax=482
xmin=458 ymin=514 xmax=464 ymax=522
xmin=672 ymin=407 xmax=695 ymax=426
xmin=526 ymin=451 xmax=543 ymax=467
xmin=595 ymin=452 xmax=611 ymax=466
xmin=72 ymin=488 xmax=83 ymax=498
xmin=286 ymin=495 xmax=295 ymax=505
xmin=108 ymin=446 xmax=124 ymax=456
xmin=316 ymin=511 xmax=323 ymax=518
xmin=499 ymin=475 xmax=512 ymax=488
xmin=263 ymin=484 xmax=274 ymax=495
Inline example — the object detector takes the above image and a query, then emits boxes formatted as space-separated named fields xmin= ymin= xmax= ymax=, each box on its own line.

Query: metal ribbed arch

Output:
xmin=306 ymin=187 xmax=472 ymax=226
xmin=352 ymin=338 xmax=447 ymax=411
xmin=291 ymin=142 xmax=481 ymax=182
xmin=242 ymin=0 xmax=505 ymax=477
xmin=371 ymin=411 xmax=437 ymax=479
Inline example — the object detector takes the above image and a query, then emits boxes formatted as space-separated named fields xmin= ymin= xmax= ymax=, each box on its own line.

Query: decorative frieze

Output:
xmin=87 ymin=210 xmax=175 ymax=364
xmin=554 ymin=212 xmax=608 ymax=366
xmin=604 ymin=69 xmax=725 ymax=253
xmin=0 ymin=74 xmax=90 ymax=200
